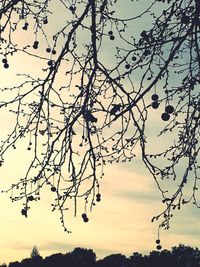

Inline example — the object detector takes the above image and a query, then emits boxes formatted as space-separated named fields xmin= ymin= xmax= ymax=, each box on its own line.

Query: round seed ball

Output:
xmin=152 ymin=101 xmax=159 ymax=109
xmin=4 ymin=63 xmax=9 ymax=69
xmin=156 ymin=245 xmax=162 ymax=250
xmin=165 ymin=105 xmax=174 ymax=114
xmin=161 ymin=112 xmax=170 ymax=121
xmin=51 ymin=186 xmax=56 ymax=192
xmin=151 ymin=94 xmax=159 ymax=101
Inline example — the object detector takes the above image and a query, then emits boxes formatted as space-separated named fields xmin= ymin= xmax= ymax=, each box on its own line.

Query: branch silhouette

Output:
xmin=0 ymin=0 xmax=199 ymax=237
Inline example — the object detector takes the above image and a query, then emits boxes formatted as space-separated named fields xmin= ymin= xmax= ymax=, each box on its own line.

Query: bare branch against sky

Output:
xmin=0 ymin=0 xmax=199 ymax=247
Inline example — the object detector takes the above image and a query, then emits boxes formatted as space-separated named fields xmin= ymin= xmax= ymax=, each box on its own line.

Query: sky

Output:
xmin=0 ymin=0 xmax=199 ymax=264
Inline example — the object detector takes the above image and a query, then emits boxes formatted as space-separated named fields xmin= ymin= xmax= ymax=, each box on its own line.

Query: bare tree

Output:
xmin=0 ymin=0 xmax=199 ymax=242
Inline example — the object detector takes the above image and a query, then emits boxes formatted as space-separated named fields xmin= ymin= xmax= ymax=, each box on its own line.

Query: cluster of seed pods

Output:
xmin=151 ymin=94 xmax=175 ymax=121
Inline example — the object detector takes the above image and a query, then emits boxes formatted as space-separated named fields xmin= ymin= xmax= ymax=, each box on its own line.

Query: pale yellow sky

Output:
xmin=0 ymin=160 xmax=199 ymax=263
xmin=0 ymin=0 xmax=199 ymax=264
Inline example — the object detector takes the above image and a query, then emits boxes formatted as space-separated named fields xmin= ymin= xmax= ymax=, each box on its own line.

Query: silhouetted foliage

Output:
xmin=8 ymin=262 xmax=21 ymax=267
xmin=43 ymin=253 xmax=65 ymax=267
xmin=20 ymin=258 xmax=31 ymax=267
xmin=19 ymin=247 xmax=43 ymax=267
xmin=97 ymin=253 xmax=128 ymax=267
xmin=0 ymin=0 xmax=199 ymax=234
xmin=171 ymin=244 xmax=200 ymax=267
xmin=30 ymin=245 xmax=40 ymax=258
xmin=70 ymin=247 xmax=96 ymax=265
xmin=3 ymin=244 xmax=200 ymax=267
xmin=128 ymin=252 xmax=147 ymax=267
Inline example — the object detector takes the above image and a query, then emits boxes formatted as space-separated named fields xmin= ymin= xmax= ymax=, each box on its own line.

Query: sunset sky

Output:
xmin=0 ymin=0 xmax=199 ymax=264
xmin=0 ymin=157 xmax=200 ymax=263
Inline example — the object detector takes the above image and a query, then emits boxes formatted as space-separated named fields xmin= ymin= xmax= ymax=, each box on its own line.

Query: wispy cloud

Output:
xmin=40 ymin=242 xmax=74 ymax=252
xmin=115 ymin=190 xmax=161 ymax=203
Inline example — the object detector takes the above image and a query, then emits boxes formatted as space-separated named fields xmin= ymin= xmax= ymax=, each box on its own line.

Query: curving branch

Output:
xmin=0 ymin=0 xmax=199 ymax=241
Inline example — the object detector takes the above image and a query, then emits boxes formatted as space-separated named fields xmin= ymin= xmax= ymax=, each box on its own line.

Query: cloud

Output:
xmin=115 ymin=190 xmax=161 ymax=203
xmin=9 ymin=243 xmax=33 ymax=251
xmin=9 ymin=241 xmax=119 ymax=259
xmin=40 ymin=242 xmax=74 ymax=252
xmin=8 ymin=241 xmax=73 ymax=252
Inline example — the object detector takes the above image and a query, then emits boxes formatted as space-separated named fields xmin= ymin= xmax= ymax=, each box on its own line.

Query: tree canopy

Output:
xmin=3 ymin=245 xmax=200 ymax=267
xmin=0 ymin=0 xmax=199 ymax=237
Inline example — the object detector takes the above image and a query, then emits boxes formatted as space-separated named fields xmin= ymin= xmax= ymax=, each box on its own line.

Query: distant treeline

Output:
xmin=1 ymin=244 xmax=200 ymax=267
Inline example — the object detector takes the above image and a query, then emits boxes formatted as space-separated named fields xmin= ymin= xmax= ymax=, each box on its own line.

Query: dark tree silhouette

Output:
xmin=30 ymin=245 xmax=40 ymax=258
xmin=0 ymin=0 xmax=199 ymax=235
xmin=20 ymin=258 xmax=32 ymax=267
xmin=69 ymin=247 xmax=96 ymax=267
xmin=97 ymin=253 xmax=128 ymax=267
xmin=128 ymin=252 xmax=146 ymax=267
xmin=21 ymin=254 xmax=42 ymax=267
xmin=171 ymin=244 xmax=200 ymax=267
xmin=42 ymin=248 xmax=96 ymax=267
xmin=43 ymin=253 xmax=65 ymax=267
xmin=8 ymin=262 xmax=21 ymax=267
xmin=3 ymin=245 xmax=200 ymax=267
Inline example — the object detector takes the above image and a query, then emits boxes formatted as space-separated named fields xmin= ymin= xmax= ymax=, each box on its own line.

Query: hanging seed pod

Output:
xmin=82 ymin=213 xmax=89 ymax=222
xmin=161 ymin=112 xmax=170 ymax=121
xmin=152 ymin=101 xmax=159 ymax=109
xmin=51 ymin=186 xmax=56 ymax=192
xmin=165 ymin=105 xmax=174 ymax=114
xmin=151 ymin=94 xmax=159 ymax=101
xmin=156 ymin=245 xmax=162 ymax=250
xmin=28 ymin=196 xmax=34 ymax=201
